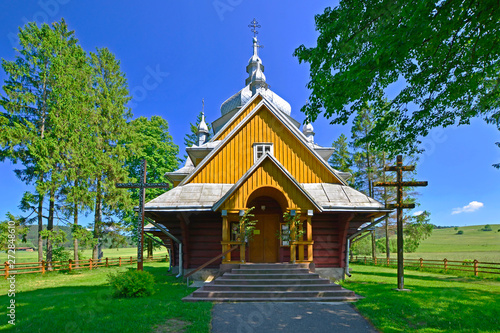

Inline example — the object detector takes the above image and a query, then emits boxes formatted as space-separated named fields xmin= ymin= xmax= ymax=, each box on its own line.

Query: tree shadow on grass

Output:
xmin=0 ymin=265 xmax=211 ymax=333
xmin=345 ymin=272 xmax=500 ymax=332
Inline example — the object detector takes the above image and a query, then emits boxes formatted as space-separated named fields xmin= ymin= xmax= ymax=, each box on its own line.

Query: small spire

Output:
xmin=197 ymin=99 xmax=209 ymax=146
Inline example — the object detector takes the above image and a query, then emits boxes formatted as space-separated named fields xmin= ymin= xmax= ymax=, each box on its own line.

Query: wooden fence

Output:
xmin=1 ymin=255 xmax=168 ymax=279
xmin=352 ymin=256 xmax=500 ymax=277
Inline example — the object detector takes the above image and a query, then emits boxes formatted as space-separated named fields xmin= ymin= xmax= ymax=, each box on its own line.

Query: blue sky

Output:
xmin=0 ymin=1 xmax=499 ymax=227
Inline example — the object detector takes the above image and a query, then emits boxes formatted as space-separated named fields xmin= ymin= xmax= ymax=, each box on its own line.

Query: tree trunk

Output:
xmin=73 ymin=203 xmax=79 ymax=262
xmin=46 ymin=188 xmax=55 ymax=269
xmin=37 ymin=194 xmax=44 ymax=262
xmin=93 ymin=176 xmax=102 ymax=260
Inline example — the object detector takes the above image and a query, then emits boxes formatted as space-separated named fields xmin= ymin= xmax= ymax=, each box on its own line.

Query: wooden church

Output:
xmin=144 ymin=32 xmax=389 ymax=285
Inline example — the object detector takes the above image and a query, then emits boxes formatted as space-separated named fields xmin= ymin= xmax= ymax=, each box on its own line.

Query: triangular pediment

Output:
xmin=213 ymin=153 xmax=322 ymax=212
xmin=181 ymin=95 xmax=346 ymax=186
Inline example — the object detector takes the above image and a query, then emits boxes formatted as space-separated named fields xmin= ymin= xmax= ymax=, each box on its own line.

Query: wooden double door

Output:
xmin=249 ymin=213 xmax=280 ymax=263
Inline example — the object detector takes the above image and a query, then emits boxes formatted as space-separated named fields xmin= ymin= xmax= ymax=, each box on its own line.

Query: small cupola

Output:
xmin=197 ymin=112 xmax=210 ymax=146
xmin=303 ymin=122 xmax=315 ymax=143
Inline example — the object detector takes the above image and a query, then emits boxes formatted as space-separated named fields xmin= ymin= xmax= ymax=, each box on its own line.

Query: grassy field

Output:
xmin=0 ymin=261 xmax=211 ymax=332
xmin=343 ymin=264 xmax=500 ymax=332
xmin=0 ymin=247 xmax=168 ymax=263
xmin=384 ymin=224 xmax=500 ymax=263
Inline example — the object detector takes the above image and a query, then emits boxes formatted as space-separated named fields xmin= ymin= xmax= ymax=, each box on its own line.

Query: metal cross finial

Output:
xmin=248 ymin=18 xmax=261 ymax=37
xmin=202 ymin=98 xmax=205 ymax=115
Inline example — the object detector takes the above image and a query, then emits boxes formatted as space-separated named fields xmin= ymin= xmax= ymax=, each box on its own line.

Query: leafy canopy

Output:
xmin=294 ymin=0 xmax=500 ymax=153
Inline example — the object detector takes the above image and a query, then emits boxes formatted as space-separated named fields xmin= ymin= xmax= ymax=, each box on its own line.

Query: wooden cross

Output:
xmin=374 ymin=155 xmax=428 ymax=291
xmin=116 ymin=159 xmax=169 ymax=271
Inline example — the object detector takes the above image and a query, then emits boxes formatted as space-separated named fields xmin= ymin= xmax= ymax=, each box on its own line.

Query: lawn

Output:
xmin=0 ymin=261 xmax=211 ymax=332
xmin=342 ymin=264 xmax=500 ymax=333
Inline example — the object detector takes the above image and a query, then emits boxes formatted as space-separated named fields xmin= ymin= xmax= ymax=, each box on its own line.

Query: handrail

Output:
xmin=185 ymin=245 xmax=239 ymax=282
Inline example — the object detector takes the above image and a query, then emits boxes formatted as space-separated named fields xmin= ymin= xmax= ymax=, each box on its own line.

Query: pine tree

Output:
xmin=0 ymin=19 xmax=83 ymax=262
xmin=329 ymin=133 xmax=355 ymax=187
xmin=87 ymin=47 xmax=133 ymax=260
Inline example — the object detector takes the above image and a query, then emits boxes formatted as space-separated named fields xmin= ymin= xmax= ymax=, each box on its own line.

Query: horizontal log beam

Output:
xmin=374 ymin=181 xmax=428 ymax=187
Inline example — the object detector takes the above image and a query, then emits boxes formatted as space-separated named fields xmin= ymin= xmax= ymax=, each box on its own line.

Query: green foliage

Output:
xmin=72 ymin=225 xmax=98 ymax=249
xmin=462 ymin=259 xmax=473 ymax=266
xmin=278 ymin=212 xmax=305 ymax=243
xmin=351 ymin=235 xmax=372 ymax=256
xmin=454 ymin=227 xmax=458 ymax=231
xmin=107 ymin=269 xmax=156 ymax=298
xmin=457 ymin=230 xmax=464 ymax=235
xmin=294 ymin=1 xmax=500 ymax=156
xmin=376 ymin=237 xmax=396 ymax=254
xmin=51 ymin=246 xmax=71 ymax=263
xmin=329 ymin=134 xmax=355 ymax=187
xmin=237 ymin=207 xmax=258 ymax=242
xmin=0 ymin=213 xmax=28 ymax=251
xmin=404 ymin=211 xmax=433 ymax=252
xmin=482 ymin=224 xmax=493 ymax=231
xmin=40 ymin=229 xmax=67 ymax=247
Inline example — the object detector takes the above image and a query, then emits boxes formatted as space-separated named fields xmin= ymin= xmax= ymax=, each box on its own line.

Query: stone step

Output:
xmin=191 ymin=290 xmax=355 ymax=298
xmin=213 ymin=278 xmax=331 ymax=285
xmin=183 ymin=296 xmax=362 ymax=303
xmin=238 ymin=263 xmax=309 ymax=269
xmin=222 ymin=272 xmax=321 ymax=279
xmin=231 ymin=268 xmax=310 ymax=274
xmin=202 ymin=284 xmax=342 ymax=292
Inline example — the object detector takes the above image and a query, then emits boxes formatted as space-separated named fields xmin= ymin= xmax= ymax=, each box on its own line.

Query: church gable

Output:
xmin=213 ymin=154 xmax=321 ymax=212
xmin=183 ymin=102 xmax=344 ymax=185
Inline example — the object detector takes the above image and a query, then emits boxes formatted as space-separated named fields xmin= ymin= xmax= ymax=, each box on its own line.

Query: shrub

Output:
xmin=107 ymin=270 xmax=155 ymax=298
xmin=457 ymin=230 xmax=464 ymax=235
xmin=462 ymin=259 xmax=473 ymax=266
xmin=482 ymin=224 xmax=492 ymax=231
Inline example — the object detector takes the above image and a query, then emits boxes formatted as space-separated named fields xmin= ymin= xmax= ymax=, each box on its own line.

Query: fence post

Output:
xmin=474 ymin=260 xmax=478 ymax=276
xmin=444 ymin=258 xmax=448 ymax=271
xmin=4 ymin=262 xmax=9 ymax=279
xmin=89 ymin=258 xmax=93 ymax=270
xmin=374 ymin=257 xmax=377 ymax=265
xmin=364 ymin=256 xmax=367 ymax=264
xmin=419 ymin=258 xmax=423 ymax=269
xmin=119 ymin=257 xmax=122 ymax=267
xmin=41 ymin=260 xmax=46 ymax=275
xmin=130 ymin=256 xmax=133 ymax=265
xmin=69 ymin=259 xmax=72 ymax=272
xmin=105 ymin=257 xmax=109 ymax=268
xmin=387 ymin=257 xmax=390 ymax=265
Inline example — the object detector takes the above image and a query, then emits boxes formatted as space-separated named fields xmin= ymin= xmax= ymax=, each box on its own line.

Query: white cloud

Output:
xmin=413 ymin=210 xmax=424 ymax=216
xmin=452 ymin=201 xmax=484 ymax=215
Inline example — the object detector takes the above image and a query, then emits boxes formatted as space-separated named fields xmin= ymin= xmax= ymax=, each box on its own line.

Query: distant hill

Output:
xmin=415 ymin=224 xmax=500 ymax=253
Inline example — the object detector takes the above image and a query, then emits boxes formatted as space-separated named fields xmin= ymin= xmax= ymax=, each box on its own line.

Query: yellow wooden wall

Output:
xmin=221 ymin=158 xmax=316 ymax=211
xmin=187 ymin=104 xmax=341 ymax=184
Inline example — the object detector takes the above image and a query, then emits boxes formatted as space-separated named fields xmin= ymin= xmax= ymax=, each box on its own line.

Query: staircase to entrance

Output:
xmin=182 ymin=263 xmax=361 ymax=302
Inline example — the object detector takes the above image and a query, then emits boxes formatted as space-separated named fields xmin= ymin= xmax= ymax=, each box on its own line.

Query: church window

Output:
xmin=253 ymin=143 xmax=273 ymax=162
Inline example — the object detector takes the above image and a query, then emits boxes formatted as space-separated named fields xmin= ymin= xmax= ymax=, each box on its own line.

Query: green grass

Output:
xmin=0 ymin=262 xmax=211 ymax=332
xmin=342 ymin=264 xmax=500 ymax=332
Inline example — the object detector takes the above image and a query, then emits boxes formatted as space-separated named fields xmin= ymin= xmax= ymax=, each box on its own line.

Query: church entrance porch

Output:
xmin=247 ymin=196 xmax=282 ymax=263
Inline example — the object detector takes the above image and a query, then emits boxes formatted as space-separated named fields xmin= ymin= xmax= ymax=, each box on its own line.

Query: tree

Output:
xmin=328 ymin=133 xmax=355 ymax=187
xmin=404 ymin=211 xmax=433 ymax=252
xmin=120 ymin=116 xmax=180 ymax=242
xmin=0 ymin=213 xmax=28 ymax=251
xmin=294 ymin=1 xmax=500 ymax=154
xmin=0 ymin=19 xmax=85 ymax=263
xmin=87 ymin=47 xmax=133 ymax=260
